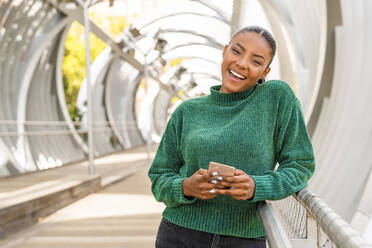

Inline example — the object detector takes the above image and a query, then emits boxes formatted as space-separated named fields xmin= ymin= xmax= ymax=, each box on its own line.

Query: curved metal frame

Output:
xmin=143 ymin=28 xmax=224 ymax=49
xmin=16 ymin=13 xmax=69 ymax=170
xmin=55 ymin=19 xmax=89 ymax=154
xmin=190 ymin=0 xmax=230 ymax=23
xmin=138 ymin=12 xmax=230 ymax=31
xmin=1 ymin=0 xmax=372 ymax=241
xmin=104 ymin=57 xmax=131 ymax=149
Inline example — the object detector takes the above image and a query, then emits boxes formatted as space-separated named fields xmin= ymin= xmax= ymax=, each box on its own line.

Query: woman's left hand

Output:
xmin=214 ymin=169 xmax=255 ymax=200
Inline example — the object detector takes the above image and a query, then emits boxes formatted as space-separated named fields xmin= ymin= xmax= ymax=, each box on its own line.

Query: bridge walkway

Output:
xmin=0 ymin=147 xmax=163 ymax=248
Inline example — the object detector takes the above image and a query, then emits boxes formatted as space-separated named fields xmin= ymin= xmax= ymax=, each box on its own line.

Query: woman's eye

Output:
xmin=232 ymin=48 xmax=240 ymax=54
xmin=253 ymin=60 xmax=262 ymax=65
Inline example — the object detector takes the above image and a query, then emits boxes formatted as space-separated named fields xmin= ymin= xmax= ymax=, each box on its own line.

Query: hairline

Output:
xmin=229 ymin=31 xmax=274 ymax=68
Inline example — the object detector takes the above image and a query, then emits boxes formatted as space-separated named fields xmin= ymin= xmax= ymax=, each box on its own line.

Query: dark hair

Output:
xmin=231 ymin=25 xmax=276 ymax=67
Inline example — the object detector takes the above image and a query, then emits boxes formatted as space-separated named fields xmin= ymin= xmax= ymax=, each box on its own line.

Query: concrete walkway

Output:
xmin=0 ymin=146 xmax=164 ymax=248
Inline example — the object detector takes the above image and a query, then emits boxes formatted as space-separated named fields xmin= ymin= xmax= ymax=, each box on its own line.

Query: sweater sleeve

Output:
xmin=250 ymin=98 xmax=315 ymax=202
xmin=148 ymin=110 xmax=197 ymax=208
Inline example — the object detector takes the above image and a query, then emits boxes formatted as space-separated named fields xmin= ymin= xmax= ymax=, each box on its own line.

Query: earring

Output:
xmin=258 ymin=78 xmax=265 ymax=84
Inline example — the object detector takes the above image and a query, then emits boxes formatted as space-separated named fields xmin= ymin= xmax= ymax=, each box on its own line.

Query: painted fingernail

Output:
xmin=217 ymin=176 xmax=223 ymax=180
xmin=210 ymin=180 xmax=217 ymax=184
xmin=209 ymin=189 xmax=216 ymax=193
xmin=212 ymin=171 xmax=218 ymax=176
xmin=231 ymin=187 xmax=236 ymax=189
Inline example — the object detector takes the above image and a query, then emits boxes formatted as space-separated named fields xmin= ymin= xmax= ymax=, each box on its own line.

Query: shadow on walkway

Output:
xmin=1 ymin=147 xmax=164 ymax=248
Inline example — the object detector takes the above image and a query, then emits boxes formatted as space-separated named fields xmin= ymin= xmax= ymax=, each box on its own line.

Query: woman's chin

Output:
xmin=221 ymin=83 xmax=250 ymax=94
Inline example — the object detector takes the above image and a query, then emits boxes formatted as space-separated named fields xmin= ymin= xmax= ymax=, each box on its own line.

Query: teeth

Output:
xmin=229 ymin=70 xmax=246 ymax=79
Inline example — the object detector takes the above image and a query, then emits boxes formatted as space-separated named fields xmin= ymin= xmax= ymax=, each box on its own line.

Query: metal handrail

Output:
xmin=294 ymin=189 xmax=372 ymax=248
xmin=257 ymin=200 xmax=293 ymax=248
xmin=258 ymin=189 xmax=372 ymax=248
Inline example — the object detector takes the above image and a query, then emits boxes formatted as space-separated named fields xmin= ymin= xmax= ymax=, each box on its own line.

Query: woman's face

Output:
xmin=220 ymin=32 xmax=272 ymax=93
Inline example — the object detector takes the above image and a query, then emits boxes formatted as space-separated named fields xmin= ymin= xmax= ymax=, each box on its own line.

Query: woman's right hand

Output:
xmin=182 ymin=169 xmax=218 ymax=200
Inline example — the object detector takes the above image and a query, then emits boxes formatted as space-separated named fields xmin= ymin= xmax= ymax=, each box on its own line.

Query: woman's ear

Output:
xmin=222 ymin=44 xmax=228 ymax=57
xmin=262 ymin=67 xmax=271 ymax=78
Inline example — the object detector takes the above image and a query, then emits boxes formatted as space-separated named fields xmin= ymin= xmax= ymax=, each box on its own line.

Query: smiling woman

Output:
xmin=148 ymin=25 xmax=315 ymax=248
xmin=220 ymin=26 xmax=276 ymax=94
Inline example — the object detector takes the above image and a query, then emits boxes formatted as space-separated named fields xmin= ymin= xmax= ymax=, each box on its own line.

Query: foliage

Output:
xmin=90 ymin=12 xmax=128 ymax=37
xmin=62 ymin=14 xmax=129 ymax=122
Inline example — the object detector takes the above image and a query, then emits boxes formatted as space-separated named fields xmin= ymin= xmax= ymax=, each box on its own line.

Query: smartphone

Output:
xmin=208 ymin=161 xmax=235 ymax=176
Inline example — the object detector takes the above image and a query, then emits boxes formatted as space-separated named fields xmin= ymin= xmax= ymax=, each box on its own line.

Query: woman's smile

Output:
xmin=228 ymin=69 xmax=247 ymax=80
xmin=220 ymin=32 xmax=272 ymax=93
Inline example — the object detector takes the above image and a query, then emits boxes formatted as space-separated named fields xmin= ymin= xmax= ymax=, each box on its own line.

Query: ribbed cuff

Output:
xmin=249 ymin=175 xmax=273 ymax=202
xmin=173 ymin=177 xmax=197 ymax=204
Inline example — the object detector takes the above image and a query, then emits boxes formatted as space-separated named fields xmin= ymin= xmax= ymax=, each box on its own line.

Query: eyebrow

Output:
xmin=253 ymin=54 xmax=266 ymax=61
xmin=235 ymin=42 xmax=246 ymax=51
xmin=234 ymin=42 xmax=266 ymax=61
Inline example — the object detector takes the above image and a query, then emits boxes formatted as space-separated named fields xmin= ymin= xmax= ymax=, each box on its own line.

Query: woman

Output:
xmin=148 ymin=25 xmax=315 ymax=248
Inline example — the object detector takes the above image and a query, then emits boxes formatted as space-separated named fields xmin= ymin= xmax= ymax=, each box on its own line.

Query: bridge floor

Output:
xmin=0 ymin=148 xmax=164 ymax=248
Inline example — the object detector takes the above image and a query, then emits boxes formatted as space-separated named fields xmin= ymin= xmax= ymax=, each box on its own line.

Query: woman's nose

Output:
xmin=236 ymin=58 xmax=249 ymax=69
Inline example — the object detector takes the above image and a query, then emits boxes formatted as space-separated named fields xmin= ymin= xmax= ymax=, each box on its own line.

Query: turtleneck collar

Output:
xmin=208 ymin=85 xmax=257 ymax=104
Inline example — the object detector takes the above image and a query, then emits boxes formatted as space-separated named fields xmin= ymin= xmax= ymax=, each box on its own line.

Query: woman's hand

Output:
xmin=182 ymin=169 xmax=218 ymax=200
xmin=214 ymin=169 xmax=256 ymax=200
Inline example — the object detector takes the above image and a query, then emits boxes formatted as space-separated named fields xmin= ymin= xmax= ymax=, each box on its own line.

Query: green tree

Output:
xmin=62 ymin=14 xmax=129 ymax=122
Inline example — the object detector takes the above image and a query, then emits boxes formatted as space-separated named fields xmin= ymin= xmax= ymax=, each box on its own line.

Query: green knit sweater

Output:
xmin=148 ymin=80 xmax=315 ymax=238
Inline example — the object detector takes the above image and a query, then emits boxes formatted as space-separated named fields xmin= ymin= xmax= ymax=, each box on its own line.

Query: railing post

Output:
xmin=75 ymin=0 xmax=95 ymax=175
xmin=257 ymin=201 xmax=293 ymax=248
xmin=295 ymin=189 xmax=372 ymax=248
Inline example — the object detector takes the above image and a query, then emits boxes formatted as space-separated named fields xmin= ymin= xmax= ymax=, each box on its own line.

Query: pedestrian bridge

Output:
xmin=0 ymin=0 xmax=372 ymax=247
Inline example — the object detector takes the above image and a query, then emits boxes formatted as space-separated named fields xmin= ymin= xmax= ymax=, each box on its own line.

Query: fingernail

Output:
xmin=210 ymin=180 xmax=217 ymax=184
xmin=217 ymin=176 xmax=223 ymax=180
xmin=209 ymin=189 xmax=216 ymax=193
xmin=231 ymin=187 xmax=236 ymax=189
xmin=212 ymin=171 xmax=218 ymax=176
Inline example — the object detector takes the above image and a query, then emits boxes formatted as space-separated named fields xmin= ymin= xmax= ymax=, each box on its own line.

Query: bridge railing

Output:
xmin=258 ymin=189 xmax=372 ymax=248
xmin=258 ymin=200 xmax=293 ymax=248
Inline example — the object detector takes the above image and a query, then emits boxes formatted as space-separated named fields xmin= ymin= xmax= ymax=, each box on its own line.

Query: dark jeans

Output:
xmin=156 ymin=218 xmax=267 ymax=248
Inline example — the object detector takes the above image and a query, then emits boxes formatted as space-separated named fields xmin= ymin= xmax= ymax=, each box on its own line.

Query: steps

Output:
xmin=0 ymin=175 xmax=100 ymax=238
xmin=0 ymin=146 xmax=152 ymax=240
